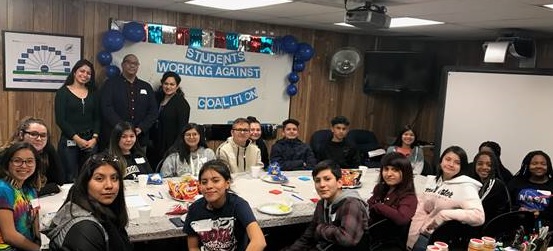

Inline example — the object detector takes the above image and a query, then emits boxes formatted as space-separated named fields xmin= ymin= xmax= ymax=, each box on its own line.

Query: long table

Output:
xmin=38 ymin=169 xmax=426 ymax=248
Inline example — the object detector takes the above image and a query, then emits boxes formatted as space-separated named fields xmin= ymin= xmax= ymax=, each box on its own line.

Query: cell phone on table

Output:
xmin=169 ymin=217 xmax=185 ymax=228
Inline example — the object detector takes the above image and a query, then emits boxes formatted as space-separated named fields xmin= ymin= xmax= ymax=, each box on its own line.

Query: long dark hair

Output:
xmin=373 ymin=152 xmax=416 ymax=204
xmin=0 ymin=142 xmax=42 ymax=189
xmin=164 ymin=123 xmax=207 ymax=164
xmin=63 ymin=152 xmax=128 ymax=227
xmin=469 ymin=151 xmax=500 ymax=197
xmin=63 ymin=59 xmax=96 ymax=90
xmin=391 ymin=125 xmax=419 ymax=148
xmin=436 ymin=146 xmax=469 ymax=181
xmin=514 ymin=150 xmax=553 ymax=180
xmin=108 ymin=121 xmax=144 ymax=170
xmin=156 ymin=71 xmax=184 ymax=100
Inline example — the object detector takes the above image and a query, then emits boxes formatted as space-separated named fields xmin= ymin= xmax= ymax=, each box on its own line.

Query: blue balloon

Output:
xmin=102 ymin=30 xmax=125 ymax=52
xmin=296 ymin=43 xmax=315 ymax=61
xmin=288 ymin=72 xmax=299 ymax=84
xmin=292 ymin=61 xmax=305 ymax=72
xmin=97 ymin=51 xmax=112 ymax=66
xmin=105 ymin=65 xmax=120 ymax=78
xmin=123 ymin=21 xmax=145 ymax=42
xmin=287 ymin=84 xmax=298 ymax=96
xmin=281 ymin=35 xmax=298 ymax=54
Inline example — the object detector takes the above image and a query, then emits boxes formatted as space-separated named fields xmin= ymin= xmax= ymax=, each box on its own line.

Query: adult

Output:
xmin=108 ymin=122 xmax=152 ymax=180
xmin=46 ymin=152 xmax=132 ymax=251
xmin=183 ymin=159 xmax=266 ymax=251
xmin=55 ymin=59 xmax=100 ymax=182
xmin=508 ymin=150 xmax=553 ymax=225
xmin=247 ymin=116 xmax=269 ymax=167
xmin=315 ymin=116 xmax=360 ymax=168
xmin=367 ymin=152 xmax=417 ymax=226
xmin=0 ymin=142 xmax=42 ymax=251
xmin=478 ymin=141 xmax=513 ymax=184
xmin=150 ymin=71 xmax=190 ymax=169
xmin=216 ymin=118 xmax=261 ymax=173
xmin=270 ymin=118 xmax=317 ymax=170
xmin=0 ymin=117 xmax=63 ymax=196
xmin=284 ymin=160 xmax=369 ymax=251
xmin=386 ymin=125 xmax=425 ymax=175
xmin=407 ymin=146 xmax=485 ymax=251
xmin=100 ymin=54 xmax=158 ymax=151
xmin=160 ymin=123 xmax=215 ymax=177
xmin=468 ymin=151 xmax=510 ymax=223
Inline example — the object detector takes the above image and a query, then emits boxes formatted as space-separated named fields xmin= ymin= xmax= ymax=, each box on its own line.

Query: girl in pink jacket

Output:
xmin=407 ymin=146 xmax=485 ymax=250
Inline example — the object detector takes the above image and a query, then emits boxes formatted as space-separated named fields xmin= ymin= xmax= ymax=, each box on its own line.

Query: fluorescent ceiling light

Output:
xmin=185 ymin=0 xmax=291 ymax=10
xmin=390 ymin=17 xmax=444 ymax=28
xmin=543 ymin=4 xmax=553 ymax=9
xmin=334 ymin=22 xmax=356 ymax=28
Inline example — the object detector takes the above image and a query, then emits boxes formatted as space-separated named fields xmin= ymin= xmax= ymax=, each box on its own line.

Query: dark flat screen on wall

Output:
xmin=363 ymin=51 xmax=436 ymax=94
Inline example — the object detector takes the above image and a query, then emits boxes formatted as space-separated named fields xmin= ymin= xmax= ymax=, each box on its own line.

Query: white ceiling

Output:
xmin=98 ymin=0 xmax=553 ymax=40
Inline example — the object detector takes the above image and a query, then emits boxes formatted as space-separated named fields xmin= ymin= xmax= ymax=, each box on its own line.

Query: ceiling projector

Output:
xmin=345 ymin=2 xmax=391 ymax=29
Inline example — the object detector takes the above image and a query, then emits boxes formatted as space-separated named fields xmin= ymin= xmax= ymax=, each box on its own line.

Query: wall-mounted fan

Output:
xmin=329 ymin=47 xmax=361 ymax=81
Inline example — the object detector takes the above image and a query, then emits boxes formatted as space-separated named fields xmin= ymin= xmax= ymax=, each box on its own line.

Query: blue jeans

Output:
xmin=58 ymin=135 xmax=96 ymax=183
xmin=412 ymin=234 xmax=430 ymax=251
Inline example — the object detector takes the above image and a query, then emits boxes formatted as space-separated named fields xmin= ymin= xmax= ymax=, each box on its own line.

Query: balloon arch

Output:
xmin=97 ymin=21 xmax=315 ymax=96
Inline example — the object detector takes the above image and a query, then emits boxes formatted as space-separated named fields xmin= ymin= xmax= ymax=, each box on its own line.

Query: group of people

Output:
xmin=0 ymin=53 xmax=551 ymax=251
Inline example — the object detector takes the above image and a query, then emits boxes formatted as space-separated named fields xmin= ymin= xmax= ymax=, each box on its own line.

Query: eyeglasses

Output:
xmin=23 ymin=131 xmax=48 ymax=140
xmin=232 ymin=128 xmax=250 ymax=133
xmin=10 ymin=157 xmax=36 ymax=167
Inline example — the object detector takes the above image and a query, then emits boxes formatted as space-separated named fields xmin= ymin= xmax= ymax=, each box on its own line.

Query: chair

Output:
xmin=346 ymin=129 xmax=383 ymax=168
xmin=428 ymin=220 xmax=479 ymax=250
xmin=366 ymin=219 xmax=408 ymax=251
xmin=309 ymin=129 xmax=332 ymax=160
xmin=480 ymin=211 xmax=535 ymax=245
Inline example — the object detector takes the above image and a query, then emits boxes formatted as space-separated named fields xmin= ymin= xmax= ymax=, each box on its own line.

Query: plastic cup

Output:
xmin=434 ymin=241 xmax=448 ymax=251
xmin=250 ymin=165 xmax=263 ymax=178
xmin=137 ymin=174 xmax=148 ymax=187
xmin=426 ymin=245 xmax=440 ymax=251
xmin=137 ymin=206 xmax=151 ymax=223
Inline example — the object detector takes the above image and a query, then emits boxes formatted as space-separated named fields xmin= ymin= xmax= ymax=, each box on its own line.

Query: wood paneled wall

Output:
xmin=1 ymin=0 xmax=553 ymax=156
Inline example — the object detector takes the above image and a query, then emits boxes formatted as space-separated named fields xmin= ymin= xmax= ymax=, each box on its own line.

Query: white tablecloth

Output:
xmin=38 ymin=169 xmax=426 ymax=248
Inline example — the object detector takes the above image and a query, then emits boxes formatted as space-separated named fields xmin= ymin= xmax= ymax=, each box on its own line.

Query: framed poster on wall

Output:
xmin=2 ymin=30 xmax=83 ymax=91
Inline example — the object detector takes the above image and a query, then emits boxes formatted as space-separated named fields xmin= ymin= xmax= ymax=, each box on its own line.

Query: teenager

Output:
xmin=386 ymin=126 xmax=424 ymax=175
xmin=407 ymin=146 xmax=485 ymax=251
xmin=367 ymin=152 xmax=417 ymax=226
xmin=315 ymin=116 xmax=360 ymax=168
xmin=46 ymin=153 xmax=132 ymax=250
xmin=284 ymin=160 xmax=369 ymax=251
xmin=108 ymin=122 xmax=152 ymax=180
xmin=0 ymin=142 xmax=42 ymax=251
xmin=160 ymin=123 xmax=215 ymax=177
xmin=270 ymin=118 xmax=317 ymax=171
xmin=216 ymin=118 xmax=262 ymax=173
xmin=183 ymin=159 xmax=266 ymax=251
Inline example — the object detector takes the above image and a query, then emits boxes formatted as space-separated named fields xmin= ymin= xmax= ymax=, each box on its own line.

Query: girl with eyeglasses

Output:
xmin=45 ymin=153 xmax=132 ymax=251
xmin=0 ymin=142 xmax=42 ymax=251
xmin=0 ymin=117 xmax=64 ymax=197
xmin=159 ymin=123 xmax=215 ymax=177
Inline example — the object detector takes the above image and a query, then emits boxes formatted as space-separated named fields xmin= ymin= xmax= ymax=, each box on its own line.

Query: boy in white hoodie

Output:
xmin=407 ymin=146 xmax=485 ymax=251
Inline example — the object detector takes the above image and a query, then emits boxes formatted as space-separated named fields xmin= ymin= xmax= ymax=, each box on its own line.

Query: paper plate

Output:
xmin=257 ymin=203 xmax=293 ymax=215
xmin=261 ymin=175 xmax=289 ymax=184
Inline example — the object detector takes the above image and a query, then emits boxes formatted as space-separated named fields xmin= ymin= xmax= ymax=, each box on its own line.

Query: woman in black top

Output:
xmin=478 ymin=141 xmax=513 ymax=184
xmin=108 ymin=122 xmax=152 ymax=180
xmin=150 ymin=71 xmax=190 ymax=169
xmin=46 ymin=152 xmax=132 ymax=251
xmin=468 ymin=151 xmax=510 ymax=223
xmin=55 ymin=59 xmax=100 ymax=182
